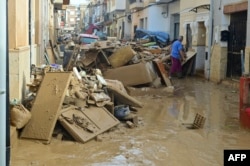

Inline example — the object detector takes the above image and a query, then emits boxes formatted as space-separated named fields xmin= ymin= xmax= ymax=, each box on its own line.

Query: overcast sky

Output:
xmin=70 ymin=0 xmax=90 ymax=5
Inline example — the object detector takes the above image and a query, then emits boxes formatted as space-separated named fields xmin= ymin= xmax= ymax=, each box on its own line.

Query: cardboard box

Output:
xmin=104 ymin=62 xmax=156 ymax=86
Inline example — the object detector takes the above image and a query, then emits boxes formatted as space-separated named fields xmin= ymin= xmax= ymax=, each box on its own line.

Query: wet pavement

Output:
xmin=10 ymin=77 xmax=250 ymax=166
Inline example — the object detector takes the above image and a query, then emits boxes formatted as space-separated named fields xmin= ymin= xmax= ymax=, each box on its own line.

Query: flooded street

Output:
xmin=11 ymin=77 xmax=250 ymax=166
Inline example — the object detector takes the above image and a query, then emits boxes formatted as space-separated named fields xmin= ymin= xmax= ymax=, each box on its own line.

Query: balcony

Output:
xmin=54 ymin=0 xmax=63 ymax=10
xmin=129 ymin=0 xmax=144 ymax=10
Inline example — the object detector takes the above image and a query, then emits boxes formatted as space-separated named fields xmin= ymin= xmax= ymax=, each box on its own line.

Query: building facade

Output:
xmin=129 ymin=0 xmax=180 ymax=41
xmin=211 ymin=0 xmax=249 ymax=82
xmin=8 ymin=0 xmax=250 ymax=101
xmin=8 ymin=0 xmax=69 ymax=100
xmin=8 ymin=0 xmax=48 ymax=100
xmin=180 ymin=0 xmax=210 ymax=78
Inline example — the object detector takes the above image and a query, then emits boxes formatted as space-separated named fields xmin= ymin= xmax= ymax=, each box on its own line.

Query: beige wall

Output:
xmin=35 ymin=0 xmax=42 ymax=45
xmin=9 ymin=47 xmax=30 ymax=100
xmin=245 ymin=46 xmax=250 ymax=74
xmin=197 ymin=22 xmax=206 ymax=46
xmin=8 ymin=0 xmax=31 ymax=101
xmin=144 ymin=0 xmax=156 ymax=6
xmin=210 ymin=44 xmax=227 ymax=82
xmin=8 ymin=0 xmax=29 ymax=49
xmin=180 ymin=0 xmax=209 ymax=9
xmin=131 ymin=10 xmax=146 ymax=38
xmin=49 ymin=1 xmax=55 ymax=43
xmin=180 ymin=0 xmax=210 ymax=46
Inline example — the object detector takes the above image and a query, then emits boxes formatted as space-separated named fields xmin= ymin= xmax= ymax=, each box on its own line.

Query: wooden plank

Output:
xmin=187 ymin=58 xmax=195 ymax=75
xmin=153 ymin=60 xmax=172 ymax=87
xmin=46 ymin=47 xmax=56 ymax=64
xmin=58 ymin=106 xmax=119 ymax=143
xmin=79 ymin=50 xmax=98 ymax=66
xmin=66 ymin=45 xmax=80 ymax=71
xmin=182 ymin=51 xmax=196 ymax=66
xmin=99 ymin=49 xmax=111 ymax=65
xmin=21 ymin=72 xmax=72 ymax=143
xmin=49 ymin=40 xmax=58 ymax=60
xmin=107 ymin=86 xmax=143 ymax=108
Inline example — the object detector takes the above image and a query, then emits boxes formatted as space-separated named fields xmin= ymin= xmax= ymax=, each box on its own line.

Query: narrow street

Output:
xmin=2 ymin=0 xmax=250 ymax=166
xmin=11 ymin=77 xmax=250 ymax=166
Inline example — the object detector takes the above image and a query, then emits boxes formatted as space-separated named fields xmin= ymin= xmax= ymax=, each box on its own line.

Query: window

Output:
xmin=140 ymin=18 xmax=144 ymax=29
xmin=129 ymin=0 xmax=136 ymax=4
xmin=70 ymin=11 xmax=75 ymax=15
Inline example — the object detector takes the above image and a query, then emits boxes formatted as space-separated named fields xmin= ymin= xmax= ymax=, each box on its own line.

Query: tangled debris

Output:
xmin=11 ymin=38 xmax=196 ymax=144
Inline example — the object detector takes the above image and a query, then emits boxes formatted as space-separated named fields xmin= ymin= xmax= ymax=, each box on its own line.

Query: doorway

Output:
xmin=195 ymin=22 xmax=206 ymax=75
xmin=186 ymin=24 xmax=192 ymax=51
xmin=227 ymin=11 xmax=247 ymax=79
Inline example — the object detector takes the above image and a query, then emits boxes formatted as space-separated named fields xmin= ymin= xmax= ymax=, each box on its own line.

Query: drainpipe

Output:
xmin=0 ymin=0 xmax=9 ymax=166
xmin=206 ymin=0 xmax=214 ymax=80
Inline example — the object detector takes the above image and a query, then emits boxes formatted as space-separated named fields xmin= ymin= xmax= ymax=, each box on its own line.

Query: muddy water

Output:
xmin=11 ymin=77 xmax=250 ymax=166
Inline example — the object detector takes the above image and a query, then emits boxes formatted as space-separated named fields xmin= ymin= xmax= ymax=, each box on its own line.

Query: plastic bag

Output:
xmin=10 ymin=104 xmax=31 ymax=129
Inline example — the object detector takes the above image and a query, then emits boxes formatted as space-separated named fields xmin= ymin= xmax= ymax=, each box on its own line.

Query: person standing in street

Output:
xmin=170 ymin=35 xmax=187 ymax=78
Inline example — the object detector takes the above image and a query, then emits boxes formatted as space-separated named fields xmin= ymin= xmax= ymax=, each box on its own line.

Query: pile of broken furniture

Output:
xmin=12 ymin=38 xmax=196 ymax=144
xmin=17 ymin=64 xmax=142 ymax=144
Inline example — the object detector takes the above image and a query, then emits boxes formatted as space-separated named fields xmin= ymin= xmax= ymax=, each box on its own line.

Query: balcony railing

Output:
xmin=129 ymin=0 xmax=144 ymax=10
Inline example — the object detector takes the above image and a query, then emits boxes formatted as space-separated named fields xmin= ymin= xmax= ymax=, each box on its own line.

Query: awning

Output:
xmin=189 ymin=4 xmax=210 ymax=13
xmin=180 ymin=4 xmax=210 ymax=14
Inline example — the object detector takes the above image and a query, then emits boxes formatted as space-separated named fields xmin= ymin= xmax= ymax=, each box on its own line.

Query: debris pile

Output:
xmin=46 ymin=33 xmax=196 ymax=89
xmin=13 ymin=37 xmax=197 ymax=144
xmin=11 ymin=65 xmax=142 ymax=144
xmin=60 ymin=40 xmax=176 ymax=89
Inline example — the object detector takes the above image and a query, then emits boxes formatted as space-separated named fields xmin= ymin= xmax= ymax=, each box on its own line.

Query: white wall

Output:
xmin=110 ymin=0 xmax=125 ymax=12
xmin=147 ymin=5 xmax=169 ymax=32
xmin=115 ymin=0 xmax=125 ymax=10
xmin=70 ymin=0 xmax=90 ymax=5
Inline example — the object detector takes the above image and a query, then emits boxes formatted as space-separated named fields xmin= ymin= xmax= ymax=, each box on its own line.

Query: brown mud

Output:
xmin=11 ymin=77 xmax=250 ymax=166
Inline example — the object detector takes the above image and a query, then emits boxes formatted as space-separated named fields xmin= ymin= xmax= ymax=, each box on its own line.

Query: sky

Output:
xmin=70 ymin=0 xmax=90 ymax=5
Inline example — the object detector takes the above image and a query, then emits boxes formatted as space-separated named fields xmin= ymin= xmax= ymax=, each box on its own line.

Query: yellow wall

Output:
xmin=210 ymin=44 xmax=227 ymax=82
xmin=245 ymin=46 xmax=250 ymax=74
xmin=131 ymin=9 xmax=147 ymax=38
xmin=180 ymin=0 xmax=210 ymax=46
xmin=8 ymin=0 xmax=29 ymax=49
xmin=49 ymin=1 xmax=55 ymax=42
xmin=35 ymin=0 xmax=41 ymax=45
xmin=8 ymin=0 xmax=31 ymax=101
xmin=180 ymin=0 xmax=209 ymax=10
xmin=9 ymin=47 xmax=31 ymax=100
